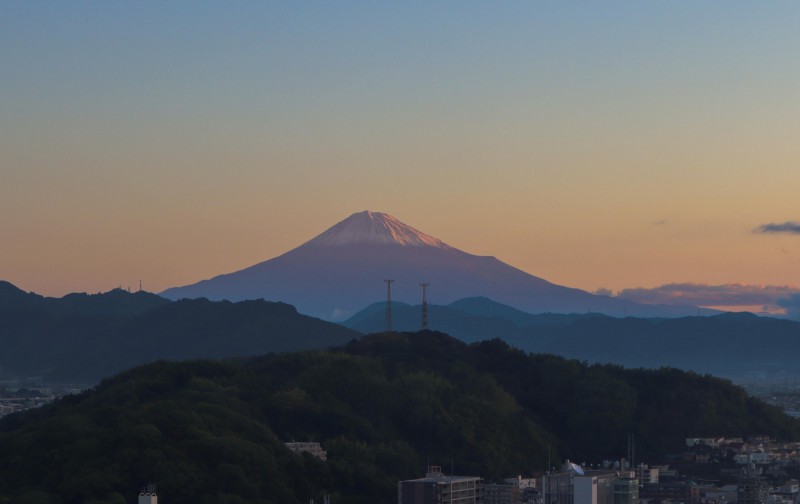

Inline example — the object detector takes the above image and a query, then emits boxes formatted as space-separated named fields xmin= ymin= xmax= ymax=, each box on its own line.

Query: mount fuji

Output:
xmin=161 ymin=211 xmax=712 ymax=320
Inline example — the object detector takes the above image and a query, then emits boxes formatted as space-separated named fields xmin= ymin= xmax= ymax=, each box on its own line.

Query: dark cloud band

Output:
xmin=617 ymin=283 xmax=799 ymax=307
xmin=755 ymin=221 xmax=800 ymax=234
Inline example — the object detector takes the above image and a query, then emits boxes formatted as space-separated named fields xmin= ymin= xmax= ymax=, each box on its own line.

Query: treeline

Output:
xmin=1 ymin=332 xmax=797 ymax=504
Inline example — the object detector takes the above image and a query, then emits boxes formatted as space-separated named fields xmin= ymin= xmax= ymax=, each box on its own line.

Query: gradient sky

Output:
xmin=3 ymin=2 xmax=800 ymax=312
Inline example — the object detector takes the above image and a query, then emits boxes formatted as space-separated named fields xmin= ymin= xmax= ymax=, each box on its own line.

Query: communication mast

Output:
xmin=384 ymin=279 xmax=394 ymax=333
xmin=420 ymin=283 xmax=430 ymax=330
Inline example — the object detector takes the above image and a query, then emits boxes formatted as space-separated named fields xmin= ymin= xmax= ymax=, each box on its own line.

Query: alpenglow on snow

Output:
xmin=161 ymin=210 xmax=713 ymax=320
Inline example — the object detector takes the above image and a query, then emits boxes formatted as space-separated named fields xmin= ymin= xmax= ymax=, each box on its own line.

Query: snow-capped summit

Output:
xmin=161 ymin=210 xmax=710 ymax=321
xmin=303 ymin=211 xmax=451 ymax=249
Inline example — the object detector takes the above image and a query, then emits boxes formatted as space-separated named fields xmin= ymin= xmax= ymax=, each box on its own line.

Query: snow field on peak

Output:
xmin=305 ymin=211 xmax=451 ymax=248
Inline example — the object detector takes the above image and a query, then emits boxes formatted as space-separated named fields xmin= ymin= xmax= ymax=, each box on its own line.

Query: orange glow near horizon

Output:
xmin=2 ymin=3 xmax=800 ymax=310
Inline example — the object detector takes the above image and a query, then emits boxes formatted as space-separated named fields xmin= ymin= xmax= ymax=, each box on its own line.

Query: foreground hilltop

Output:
xmin=160 ymin=211 xmax=713 ymax=320
xmin=0 ymin=332 xmax=796 ymax=503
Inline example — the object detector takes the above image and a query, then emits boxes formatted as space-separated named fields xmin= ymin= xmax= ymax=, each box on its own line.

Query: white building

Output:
xmin=735 ymin=452 xmax=775 ymax=465
xmin=687 ymin=438 xmax=723 ymax=448
xmin=139 ymin=483 xmax=157 ymax=504
xmin=285 ymin=441 xmax=327 ymax=461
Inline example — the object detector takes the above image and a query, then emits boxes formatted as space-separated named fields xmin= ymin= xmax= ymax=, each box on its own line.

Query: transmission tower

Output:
xmin=420 ymin=283 xmax=429 ymax=330
xmin=384 ymin=279 xmax=394 ymax=333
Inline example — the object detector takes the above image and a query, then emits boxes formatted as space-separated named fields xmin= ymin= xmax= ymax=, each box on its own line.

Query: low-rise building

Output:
xmin=543 ymin=463 xmax=624 ymax=504
xmin=737 ymin=468 xmax=767 ymax=504
xmin=735 ymin=452 xmax=775 ymax=465
xmin=636 ymin=465 xmax=660 ymax=485
xmin=505 ymin=477 xmax=540 ymax=504
xmin=687 ymin=438 xmax=723 ymax=449
xmin=614 ymin=478 xmax=639 ymax=504
xmin=399 ymin=466 xmax=484 ymax=504
xmin=640 ymin=481 xmax=700 ymax=504
xmin=139 ymin=484 xmax=157 ymax=504
xmin=484 ymin=482 xmax=521 ymax=504
xmin=285 ymin=441 xmax=327 ymax=461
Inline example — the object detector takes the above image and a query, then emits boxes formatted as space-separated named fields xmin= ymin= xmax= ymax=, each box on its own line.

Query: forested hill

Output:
xmin=1 ymin=332 xmax=797 ymax=504
xmin=0 ymin=281 xmax=360 ymax=382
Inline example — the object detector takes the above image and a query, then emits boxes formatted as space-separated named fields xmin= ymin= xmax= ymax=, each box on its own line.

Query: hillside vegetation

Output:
xmin=1 ymin=332 xmax=796 ymax=504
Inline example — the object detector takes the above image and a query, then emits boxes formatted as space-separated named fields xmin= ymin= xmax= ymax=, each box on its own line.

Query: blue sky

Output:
xmin=3 ymin=2 xmax=800 ymax=313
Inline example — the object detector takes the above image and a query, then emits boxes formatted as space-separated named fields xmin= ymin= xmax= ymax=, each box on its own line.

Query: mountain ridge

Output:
xmin=344 ymin=296 xmax=798 ymax=379
xmin=160 ymin=211 xmax=717 ymax=320
xmin=0 ymin=281 xmax=360 ymax=382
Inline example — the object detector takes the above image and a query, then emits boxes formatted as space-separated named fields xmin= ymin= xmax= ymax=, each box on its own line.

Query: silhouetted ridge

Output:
xmin=344 ymin=296 xmax=800 ymax=378
xmin=0 ymin=283 xmax=360 ymax=381
xmin=0 ymin=281 xmax=44 ymax=312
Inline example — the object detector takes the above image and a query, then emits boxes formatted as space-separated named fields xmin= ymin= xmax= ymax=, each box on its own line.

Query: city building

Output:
xmin=636 ymin=465 xmax=660 ymax=485
xmin=738 ymin=468 xmax=767 ymax=504
xmin=285 ymin=441 xmax=327 ymax=461
xmin=735 ymin=452 xmax=775 ymax=465
xmin=640 ymin=481 xmax=700 ymax=504
xmin=543 ymin=470 xmax=575 ymax=504
xmin=700 ymin=484 xmax=737 ymax=504
xmin=505 ymin=477 xmax=540 ymax=504
xmin=139 ymin=483 xmax=157 ymax=504
xmin=686 ymin=438 xmax=723 ymax=449
xmin=614 ymin=478 xmax=639 ymax=504
xmin=484 ymin=482 xmax=521 ymax=504
xmin=399 ymin=466 xmax=484 ymax=504
xmin=543 ymin=462 xmax=621 ymax=504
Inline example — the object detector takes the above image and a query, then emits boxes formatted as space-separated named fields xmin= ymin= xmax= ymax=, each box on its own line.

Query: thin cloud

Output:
xmin=617 ymin=283 xmax=799 ymax=308
xmin=754 ymin=221 xmax=800 ymax=234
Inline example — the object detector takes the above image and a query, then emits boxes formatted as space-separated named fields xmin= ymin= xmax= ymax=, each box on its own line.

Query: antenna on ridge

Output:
xmin=420 ymin=283 xmax=429 ymax=330
xmin=384 ymin=279 xmax=394 ymax=333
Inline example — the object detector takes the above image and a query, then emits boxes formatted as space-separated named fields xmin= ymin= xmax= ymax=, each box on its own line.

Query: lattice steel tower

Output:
xmin=384 ymin=279 xmax=394 ymax=333
xmin=420 ymin=283 xmax=429 ymax=330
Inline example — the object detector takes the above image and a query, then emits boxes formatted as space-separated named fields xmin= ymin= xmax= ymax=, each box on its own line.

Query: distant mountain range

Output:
xmin=344 ymin=296 xmax=800 ymax=379
xmin=345 ymin=297 xmax=607 ymax=341
xmin=0 ymin=281 xmax=358 ymax=382
xmin=4 ymin=278 xmax=798 ymax=382
xmin=161 ymin=211 xmax=716 ymax=320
